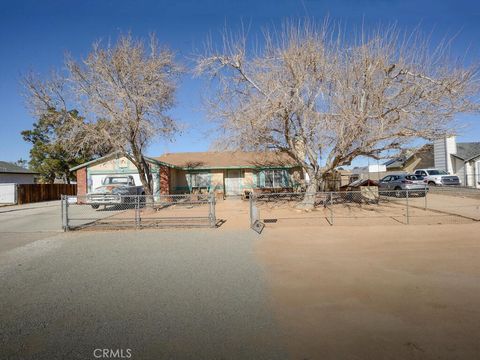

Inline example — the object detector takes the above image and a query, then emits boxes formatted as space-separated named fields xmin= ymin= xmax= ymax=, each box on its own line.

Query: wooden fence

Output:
xmin=16 ymin=184 xmax=77 ymax=204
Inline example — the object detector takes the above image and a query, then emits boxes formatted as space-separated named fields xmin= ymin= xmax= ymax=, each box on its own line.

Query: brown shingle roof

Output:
xmin=155 ymin=151 xmax=299 ymax=169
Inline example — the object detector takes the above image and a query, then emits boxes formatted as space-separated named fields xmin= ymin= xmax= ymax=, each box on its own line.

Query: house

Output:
xmin=384 ymin=144 xmax=434 ymax=172
xmin=0 ymin=161 xmax=38 ymax=184
xmin=350 ymin=164 xmax=388 ymax=182
xmin=434 ymin=137 xmax=480 ymax=188
xmin=382 ymin=137 xmax=480 ymax=188
xmin=72 ymin=151 xmax=303 ymax=198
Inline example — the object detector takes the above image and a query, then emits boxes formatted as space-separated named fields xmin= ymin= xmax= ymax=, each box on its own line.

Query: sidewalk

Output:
xmin=0 ymin=200 xmax=61 ymax=214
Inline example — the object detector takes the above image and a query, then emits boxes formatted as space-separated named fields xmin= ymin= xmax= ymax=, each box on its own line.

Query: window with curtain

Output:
xmin=262 ymin=169 xmax=289 ymax=188
xmin=189 ymin=172 xmax=210 ymax=188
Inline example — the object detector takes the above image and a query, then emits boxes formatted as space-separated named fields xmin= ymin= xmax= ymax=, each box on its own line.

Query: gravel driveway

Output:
xmin=0 ymin=229 xmax=285 ymax=360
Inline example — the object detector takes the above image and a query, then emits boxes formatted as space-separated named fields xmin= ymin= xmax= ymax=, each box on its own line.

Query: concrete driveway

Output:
xmin=0 ymin=228 xmax=285 ymax=360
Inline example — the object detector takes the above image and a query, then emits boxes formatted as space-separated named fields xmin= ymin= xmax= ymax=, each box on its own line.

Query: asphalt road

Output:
xmin=0 ymin=201 xmax=63 ymax=254
xmin=0 ymin=221 xmax=286 ymax=359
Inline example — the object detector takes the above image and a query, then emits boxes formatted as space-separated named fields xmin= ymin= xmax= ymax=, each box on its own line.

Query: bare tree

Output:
xmin=196 ymin=22 xmax=479 ymax=208
xmin=66 ymin=34 xmax=182 ymax=195
xmin=23 ymin=34 xmax=182 ymax=195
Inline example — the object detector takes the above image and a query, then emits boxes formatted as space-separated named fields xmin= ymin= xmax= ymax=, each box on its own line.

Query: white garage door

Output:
xmin=0 ymin=183 xmax=17 ymax=204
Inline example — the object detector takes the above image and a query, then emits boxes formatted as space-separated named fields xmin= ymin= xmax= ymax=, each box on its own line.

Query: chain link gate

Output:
xmin=61 ymin=193 xmax=217 ymax=231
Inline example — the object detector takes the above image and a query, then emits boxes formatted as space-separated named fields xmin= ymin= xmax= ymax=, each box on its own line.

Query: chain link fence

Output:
xmin=61 ymin=193 xmax=217 ymax=231
xmin=249 ymin=186 xmax=480 ymax=230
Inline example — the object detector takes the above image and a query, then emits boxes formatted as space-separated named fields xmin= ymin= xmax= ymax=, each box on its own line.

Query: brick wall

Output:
xmin=77 ymin=168 xmax=87 ymax=197
xmin=159 ymin=165 xmax=170 ymax=195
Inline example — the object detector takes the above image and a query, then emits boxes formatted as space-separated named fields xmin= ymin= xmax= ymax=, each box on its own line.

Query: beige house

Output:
xmin=73 ymin=151 xmax=303 ymax=198
xmin=155 ymin=151 xmax=303 ymax=197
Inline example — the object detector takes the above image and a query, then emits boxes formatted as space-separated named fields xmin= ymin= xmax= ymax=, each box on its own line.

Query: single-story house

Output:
xmin=0 ymin=161 xmax=38 ymax=184
xmin=72 ymin=151 xmax=304 ymax=198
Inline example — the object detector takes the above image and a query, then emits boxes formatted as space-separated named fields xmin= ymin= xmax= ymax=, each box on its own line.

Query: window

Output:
xmin=427 ymin=170 xmax=448 ymax=175
xmin=406 ymin=175 xmax=422 ymax=180
xmin=102 ymin=177 xmax=132 ymax=185
xmin=189 ymin=172 xmax=210 ymax=188
xmin=262 ymin=169 xmax=289 ymax=188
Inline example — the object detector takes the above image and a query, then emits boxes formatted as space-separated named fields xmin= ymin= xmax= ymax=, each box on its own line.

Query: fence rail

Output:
xmin=249 ymin=187 xmax=480 ymax=231
xmin=17 ymin=184 xmax=77 ymax=204
xmin=61 ymin=193 xmax=216 ymax=231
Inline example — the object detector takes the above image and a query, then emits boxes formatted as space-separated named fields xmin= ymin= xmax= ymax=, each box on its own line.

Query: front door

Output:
xmin=225 ymin=169 xmax=244 ymax=196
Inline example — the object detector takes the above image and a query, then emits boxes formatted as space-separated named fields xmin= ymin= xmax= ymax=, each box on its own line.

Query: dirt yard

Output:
xmin=256 ymin=223 xmax=480 ymax=360
xmin=256 ymin=195 xmax=477 ymax=227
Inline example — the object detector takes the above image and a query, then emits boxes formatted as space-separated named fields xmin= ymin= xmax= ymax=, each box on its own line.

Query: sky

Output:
xmin=0 ymin=0 xmax=479 ymax=165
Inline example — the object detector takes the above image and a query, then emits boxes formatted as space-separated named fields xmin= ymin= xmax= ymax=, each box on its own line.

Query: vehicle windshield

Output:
xmin=428 ymin=170 xmax=448 ymax=175
xmin=102 ymin=177 xmax=130 ymax=185
xmin=406 ymin=175 xmax=422 ymax=180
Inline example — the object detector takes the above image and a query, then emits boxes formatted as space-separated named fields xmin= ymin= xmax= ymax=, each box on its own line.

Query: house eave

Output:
xmin=178 ymin=164 xmax=299 ymax=171
xmin=70 ymin=152 xmax=176 ymax=172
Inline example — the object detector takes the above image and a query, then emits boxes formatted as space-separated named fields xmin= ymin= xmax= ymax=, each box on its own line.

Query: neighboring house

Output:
xmin=384 ymin=144 xmax=434 ymax=172
xmin=73 ymin=151 xmax=303 ymax=198
xmin=350 ymin=164 xmax=388 ymax=182
xmin=382 ymin=137 xmax=480 ymax=188
xmin=434 ymin=137 xmax=480 ymax=188
xmin=0 ymin=161 xmax=38 ymax=184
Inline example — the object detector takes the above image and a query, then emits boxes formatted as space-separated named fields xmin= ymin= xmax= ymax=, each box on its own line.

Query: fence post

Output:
xmin=135 ymin=196 xmax=140 ymax=229
xmin=405 ymin=188 xmax=410 ymax=225
xmin=209 ymin=192 xmax=216 ymax=228
xmin=424 ymin=184 xmax=427 ymax=210
xmin=329 ymin=192 xmax=334 ymax=225
xmin=249 ymin=194 xmax=254 ymax=228
xmin=64 ymin=195 xmax=69 ymax=231
xmin=61 ymin=195 xmax=65 ymax=231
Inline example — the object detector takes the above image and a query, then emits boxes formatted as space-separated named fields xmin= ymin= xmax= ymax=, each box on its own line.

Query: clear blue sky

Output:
xmin=0 ymin=0 xmax=479 ymax=163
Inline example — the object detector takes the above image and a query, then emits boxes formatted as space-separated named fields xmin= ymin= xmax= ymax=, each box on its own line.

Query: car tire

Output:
xmin=91 ymin=205 xmax=100 ymax=209
xmin=428 ymin=181 xmax=436 ymax=186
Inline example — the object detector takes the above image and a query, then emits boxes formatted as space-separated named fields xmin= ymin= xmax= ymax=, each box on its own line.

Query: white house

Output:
xmin=434 ymin=137 xmax=480 ymax=188
xmin=0 ymin=161 xmax=38 ymax=204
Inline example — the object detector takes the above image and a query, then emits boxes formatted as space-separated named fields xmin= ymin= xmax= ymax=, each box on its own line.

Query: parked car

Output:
xmin=413 ymin=168 xmax=460 ymax=186
xmin=86 ymin=175 xmax=144 ymax=209
xmin=379 ymin=174 xmax=428 ymax=197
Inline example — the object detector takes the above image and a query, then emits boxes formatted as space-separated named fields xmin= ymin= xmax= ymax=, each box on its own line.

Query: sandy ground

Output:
xmin=408 ymin=192 xmax=480 ymax=220
xmin=255 ymin=223 xmax=480 ymax=360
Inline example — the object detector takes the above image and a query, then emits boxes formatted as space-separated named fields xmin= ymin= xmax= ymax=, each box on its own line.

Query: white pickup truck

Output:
xmin=414 ymin=169 xmax=460 ymax=186
xmin=86 ymin=175 xmax=144 ymax=209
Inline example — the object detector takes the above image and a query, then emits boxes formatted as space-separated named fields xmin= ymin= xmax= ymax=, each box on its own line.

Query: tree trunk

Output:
xmin=129 ymin=141 xmax=154 ymax=196
xmin=297 ymin=172 xmax=319 ymax=210
xmin=136 ymin=160 xmax=153 ymax=196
